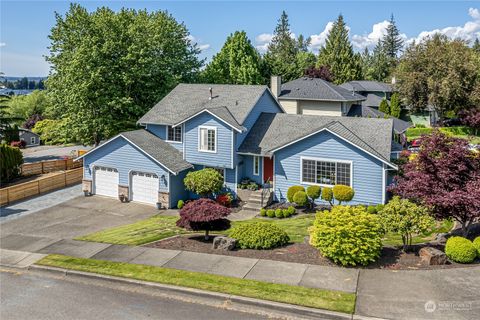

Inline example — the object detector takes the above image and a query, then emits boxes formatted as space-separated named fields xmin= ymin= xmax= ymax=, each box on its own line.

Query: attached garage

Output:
xmin=93 ymin=166 xmax=119 ymax=198
xmin=130 ymin=171 xmax=159 ymax=205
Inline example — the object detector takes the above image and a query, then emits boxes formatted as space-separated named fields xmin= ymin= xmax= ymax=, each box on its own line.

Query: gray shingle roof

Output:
xmin=120 ymin=130 xmax=192 ymax=174
xmin=238 ymin=113 xmax=395 ymax=166
xmin=347 ymin=105 xmax=412 ymax=134
xmin=361 ymin=93 xmax=387 ymax=108
xmin=138 ymin=83 xmax=269 ymax=130
xmin=278 ymin=77 xmax=366 ymax=101
xmin=340 ymin=81 xmax=392 ymax=93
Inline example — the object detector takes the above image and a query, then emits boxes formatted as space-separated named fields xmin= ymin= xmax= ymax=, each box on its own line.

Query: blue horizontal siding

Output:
xmin=169 ymin=169 xmax=190 ymax=208
xmin=274 ymin=131 xmax=384 ymax=205
xmin=83 ymin=136 xmax=169 ymax=192
xmin=146 ymin=124 xmax=183 ymax=152
xmin=184 ymin=113 xmax=233 ymax=168
xmin=242 ymin=155 xmax=263 ymax=184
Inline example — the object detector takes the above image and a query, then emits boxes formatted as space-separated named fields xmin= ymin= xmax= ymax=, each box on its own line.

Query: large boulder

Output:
xmin=212 ymin=236 xmax=236 ymax=251
xmin=419 ymin=247 xmax=447 ymax=265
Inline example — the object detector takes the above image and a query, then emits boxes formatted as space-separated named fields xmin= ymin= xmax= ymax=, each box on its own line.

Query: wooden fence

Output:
xmin=21 ymin=158 xmax=83 ymax=176
xmin=0 ymin=167 xmax=83 ymax=206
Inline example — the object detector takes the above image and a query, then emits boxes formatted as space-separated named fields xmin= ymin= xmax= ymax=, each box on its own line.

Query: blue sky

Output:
xmin=1 ymin=1 xmax=480 ymax=76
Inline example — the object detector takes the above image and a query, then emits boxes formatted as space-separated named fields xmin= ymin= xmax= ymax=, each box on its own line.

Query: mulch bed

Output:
xmin=145 ymin=234 xmax=479 ymax=270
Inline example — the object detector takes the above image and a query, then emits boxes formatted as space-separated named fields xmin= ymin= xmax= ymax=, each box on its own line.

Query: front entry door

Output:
xmin=263 ymin=157 xmax=274 ymax=184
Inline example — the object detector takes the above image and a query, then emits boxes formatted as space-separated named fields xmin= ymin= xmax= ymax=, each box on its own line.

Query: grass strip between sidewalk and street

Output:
xmin=36 ymin=254 xmax=356 ymax=314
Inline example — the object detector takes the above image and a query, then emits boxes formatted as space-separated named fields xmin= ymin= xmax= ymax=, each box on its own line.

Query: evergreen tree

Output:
xmin=317 ymin=14 xmax=362 ymax=84
xmin=473 ymin=38 xmax=480 ymax=53
xmin=390 ymin=93 xmax=401 ymax=118
xmin=379 ymin=98 xmax=390 ymax=114
xmin=202 ymin=31 xmax=262 ymax=85
xmin=369 ymin=42 xmax=391 ymax=81
xmin=296 ymin=34 xmax=311 ymax=52
xmin=381 ymin=14 xmax=404 ymax=58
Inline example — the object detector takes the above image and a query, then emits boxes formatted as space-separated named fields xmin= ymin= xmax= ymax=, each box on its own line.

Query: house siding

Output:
xmin=236 ymin=92 xmax=283 ymax=148
xmin=184 ymin=113 xmax=233 ymax=168
xmin=299 ymin=100 xmax=342 ymax=116
xmin=242 ymin=155 xmax=263 ymax=184
xmin=169 ymin=169 xmax=190 ymax=208
xmin=146 ymin=124 xmax=183 ymax=152
xmin=83 ymin=136 xmax=169 ymax=192
xmin=274 ymin=131 xmax=384 ymax=205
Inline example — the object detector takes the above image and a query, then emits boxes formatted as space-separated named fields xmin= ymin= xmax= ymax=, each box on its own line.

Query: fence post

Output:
xmin=41 ymin=161 xmax=44 ymax=174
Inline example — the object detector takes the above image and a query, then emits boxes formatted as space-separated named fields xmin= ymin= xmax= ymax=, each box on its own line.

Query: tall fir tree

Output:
xmin=381 ymin=14 xmax=404 ymax=58
xmin=379 ymin=98 xmax=390 ymax=114
xmin=202 ymin=31 xmax=263 ymax=85
xmin=317 ymin=14 xmax=362 ymax=84
xmin=473 ymin=38 xmax=480 ymax=53
xmin=389 ymin=93 xmax=401 ymax=118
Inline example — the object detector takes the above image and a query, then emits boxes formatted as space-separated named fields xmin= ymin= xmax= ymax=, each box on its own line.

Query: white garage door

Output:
xmin=94 ymin=166 xmax=119 ymax=198
xmin=131 ymin=171 xmax=159 ymax=205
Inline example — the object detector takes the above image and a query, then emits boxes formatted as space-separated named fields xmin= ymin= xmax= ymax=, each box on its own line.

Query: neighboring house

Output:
xmin=19 ymin=128 xmax=41 ymax=147
xmin=78 ymin=83 xmax=398 ymax=208
xmin=272 ymin=76 xmax=365 ymax=116
xmin=340 ymin=80 xmax=392 ymax=108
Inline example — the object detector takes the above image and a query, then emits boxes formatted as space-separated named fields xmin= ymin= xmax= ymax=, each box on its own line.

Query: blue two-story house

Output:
xmin=78 ymin=83 xmax=398 ymax=208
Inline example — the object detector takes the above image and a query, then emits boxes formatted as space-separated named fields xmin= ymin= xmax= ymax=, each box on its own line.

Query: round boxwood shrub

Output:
xmin=309 ymin=206 xmax=383 ymax=266
xmin=287 ymin=206 xmax=296 ymax=215
xmin=229 ymin=222 xmax=290 ymax=249
xmin=275 ymin=209 xmax=283 ymax=218
xmin=287 ymin=185 xmax=305 ymax=203
xmin=367 ymin=205 xmax=377 ymax=214
xmin=306 ymin=185 xmax=321 ymax=201
xmin=282 ymin=209 xmax=290 ymax=218
xmin=177 ymin=200 xmax=184 ymax=209
xmin=445 ymin=236 xmax=477 ymax=263
xmin=259 ymin=208 xmax=266 ymax=216
xmin=266 ymin=209 xmax=275 ymax=218
xmin=321 ymin=187 xmax=333 ymax=205
xmin=474 ymin=237 xmax=480 ymax=257
xmin=332 ymin=185 xmax=355 ymax=204
xmin=293 ymin=191 xmax=308 ymax=207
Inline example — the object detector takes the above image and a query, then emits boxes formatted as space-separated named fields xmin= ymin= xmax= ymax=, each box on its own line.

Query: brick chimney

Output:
xmin=270 ymin=75 xmax=281 ymax=98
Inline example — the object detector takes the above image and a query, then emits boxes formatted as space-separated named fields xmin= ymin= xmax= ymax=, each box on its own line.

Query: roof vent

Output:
xmin=209 ymin=87 xmax=213 ymax=100
xmin=235 ymin=100 xmax=238 ymax=106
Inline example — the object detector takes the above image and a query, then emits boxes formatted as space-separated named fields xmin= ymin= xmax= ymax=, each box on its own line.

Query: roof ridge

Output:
xmin=207 ymin=105 xmax=243 ymax=128
xmin=321 ymin=79 xmax=349 ymax=100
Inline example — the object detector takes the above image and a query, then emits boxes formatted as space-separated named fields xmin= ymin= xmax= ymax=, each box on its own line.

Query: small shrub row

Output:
xmin=260 ymin=206 xmax=296 ymax=219
xmin=445 ymin=236 xmax=479 ymax=264
xmin=229 ymin=222 xmax=290 ymax=249
xmin=287 ymin=184 xmax=355 ymax=207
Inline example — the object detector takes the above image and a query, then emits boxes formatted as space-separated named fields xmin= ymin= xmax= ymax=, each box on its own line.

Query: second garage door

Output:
xmin=131 ymin=171 xmax=159 ymax=205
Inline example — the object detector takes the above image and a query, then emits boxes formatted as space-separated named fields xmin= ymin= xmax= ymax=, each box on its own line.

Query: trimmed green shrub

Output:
xmin=287 ymin=206 xmax=296 ymax=215
xmin=229 ymin=222 xmax=290 ymax=249
xmin=266 ymin=209 xmax=275 ymax=218
xmin=309 ymin=206 xmax=383 ymax=266
xmin=287 ymin=185 xmax=305 ymax=203
xmin=332 ymin=185 xmax=355 ymax=204
xmin=375 ymin=204 xmax=385 ymax=213
xmin=473 ymin=237 xmax=480 ymax=257
xmin=293 ymin=191 xmax=308 ymax=207
xmin=259 ymin=208 xmax=267 ymax=216
xmin=184 ymin=168 xmax=224 ymax=197
xmin=177 ymin=200 xmax=184 ymax=209
xmin=445 ymin=237 xmax=477 ymax=263
xmin=306 ymin=185 xmax=321 ymax=202
xmin=367 ymin=205 xmax=377 ymax=214
xmin=321 ymin=187 xmax=333 ymax=205
xmin=0 ymin=144 xmax=24 ymax=182
xmin=282 ymin=209 xmax=290 ymax=218
xmin=275 ymin=209 xmax=283 ymax=218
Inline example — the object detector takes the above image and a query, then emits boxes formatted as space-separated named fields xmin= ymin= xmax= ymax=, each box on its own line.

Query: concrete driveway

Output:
xmin=0 ymin=196 xmax=158 ymax=252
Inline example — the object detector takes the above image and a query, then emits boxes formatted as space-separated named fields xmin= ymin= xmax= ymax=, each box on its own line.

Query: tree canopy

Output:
xmin=46 ymin=4 xmax=202 ymax=145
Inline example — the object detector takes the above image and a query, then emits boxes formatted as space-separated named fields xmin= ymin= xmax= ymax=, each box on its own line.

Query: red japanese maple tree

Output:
xmin=176 ymin=198 xmax=231 ymax=240
xmin=390 ymin=131 xmax=480 ymax=236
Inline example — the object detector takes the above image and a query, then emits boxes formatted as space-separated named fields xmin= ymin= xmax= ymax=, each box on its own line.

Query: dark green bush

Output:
xmin=287 ymin=206 xmax=296 ymax=215
xmin=266 ymin=209 xmax=275 ymax=218
xmin=275 ymin=209 xmax=283 ymax=218
xmin=473 ymin=237 xmax=480 ymax=257
xmin=229 ymin=222 xmax=290 ymax=249
xmin=375 ymin=204 xmax=385 ymax=213
xmin=293 ymin=191 xmax=308 ymax=207
xmin=259 ymin=208 xmax=266 ymax=216
xmin=177 ymin=200 xmax=184 ymax=209
xmin=287 ymin=185 xmax=305 ymax=203
xmin=332 ymin=185 xmax=355 ymax=204
xmin=445 ymin=237 xmax=477 ymax=263
xmin=0 ymin=144 xmax=24 ymax=182
xmin=367 ymin=205 xmax=377 ymax=214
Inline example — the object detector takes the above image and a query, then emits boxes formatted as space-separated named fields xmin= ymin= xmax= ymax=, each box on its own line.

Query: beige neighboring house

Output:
xmin=270 ymin=76 xmax=366 ymax=116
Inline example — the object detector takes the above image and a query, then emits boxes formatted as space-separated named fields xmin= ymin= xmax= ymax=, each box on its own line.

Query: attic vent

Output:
xmin=209 ymin=87 xmax=213 ymax=100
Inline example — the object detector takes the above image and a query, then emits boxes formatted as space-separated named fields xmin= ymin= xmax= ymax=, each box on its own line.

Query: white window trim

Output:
xmin=299 ymin=156 xmax=353 ymax=188
xmin=198 ymin=126 xmax=217 ymax=153
xmin=253 ymin=156 xmax=260 ymax=176
xmin=30 ymin=136 xmax=36 ymax=144
xmin=165 ymin=125 xmax=182 ymax=144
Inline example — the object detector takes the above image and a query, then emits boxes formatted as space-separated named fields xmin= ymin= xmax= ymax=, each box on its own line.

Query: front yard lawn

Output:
xmin=37 ymin=254 xmax=356 ymax=313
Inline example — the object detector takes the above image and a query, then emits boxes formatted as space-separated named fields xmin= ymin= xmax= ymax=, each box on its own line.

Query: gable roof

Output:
xmin=347 ymin=105 xmax=412 ymax=134
xmin=340 ymin=81 xmax=392 ymax=93
xmin=138 ymin=84 xmax=273 ymax=129
xmin=361 ymin=93 xmax=387 ymax=108
xmin=277 ymin=77 xmax=366 ymax=102
xmin=77 ymin=129 xmax=193 ymax=175
xmin=238 ymin=113 xmax=396 ymax=167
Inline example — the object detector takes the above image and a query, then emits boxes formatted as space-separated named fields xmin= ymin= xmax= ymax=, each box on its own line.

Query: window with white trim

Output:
xmin=199 ymin=127 xmax=216 ymax=152
xmin=301 ymin=158 xmax=351 ymax=186
xmin=253 ymin=156 xmax=260 ymax=175
xmin=166 ymin=125 xmax=182 ymax=142
xmin=30 ymin=137 xmax=36 ymax=144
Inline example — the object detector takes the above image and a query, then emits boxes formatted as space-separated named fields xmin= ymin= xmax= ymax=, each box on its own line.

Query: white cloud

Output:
xmin=186 ymin=35 xmax=210 ymax=52
xmin=309 ymin=21 xmax=334 ymax=52
xmin=352 ymin=20 xmax=389 ymax=50
xmin=407 ymin=7 xmax=480 ymax=45
xmin=198 ymin=44 xmax=210 ymax=51
xmin=254 ymin=32 xmax=296 ymax=53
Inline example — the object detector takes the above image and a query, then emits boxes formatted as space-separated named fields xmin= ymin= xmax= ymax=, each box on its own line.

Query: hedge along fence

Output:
xmin=0 ymin=167 xmax=83 ymax=206
xmin=21 ymin=158 xmax=83 ymax=176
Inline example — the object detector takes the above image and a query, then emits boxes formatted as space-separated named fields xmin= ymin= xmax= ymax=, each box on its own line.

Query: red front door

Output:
xmin=263 ymin=156 xmax=274 ymax=184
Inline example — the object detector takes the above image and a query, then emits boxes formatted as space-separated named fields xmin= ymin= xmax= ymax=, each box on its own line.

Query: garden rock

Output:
xmin=419 ymin=247 xmax=447 ymax=265
xmin=435 ymin=233 xmax=449 ymax=244
xmin=212 ymin=236 xmax=236 ymax=251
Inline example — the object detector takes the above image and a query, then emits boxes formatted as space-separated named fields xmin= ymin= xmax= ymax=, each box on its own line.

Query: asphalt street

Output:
xmin=0 ymin=268 xmax=278 ymax=320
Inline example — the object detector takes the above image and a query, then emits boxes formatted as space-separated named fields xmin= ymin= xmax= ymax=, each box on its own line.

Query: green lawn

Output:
xmin=405 ymin=126 xmax=480 ymax=144
xmin=37 ymin=254 xmax=356 ymax=314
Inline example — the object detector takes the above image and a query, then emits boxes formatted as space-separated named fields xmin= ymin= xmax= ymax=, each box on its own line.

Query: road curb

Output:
xmin=29 ymin=264 xmax=353 ymax=320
